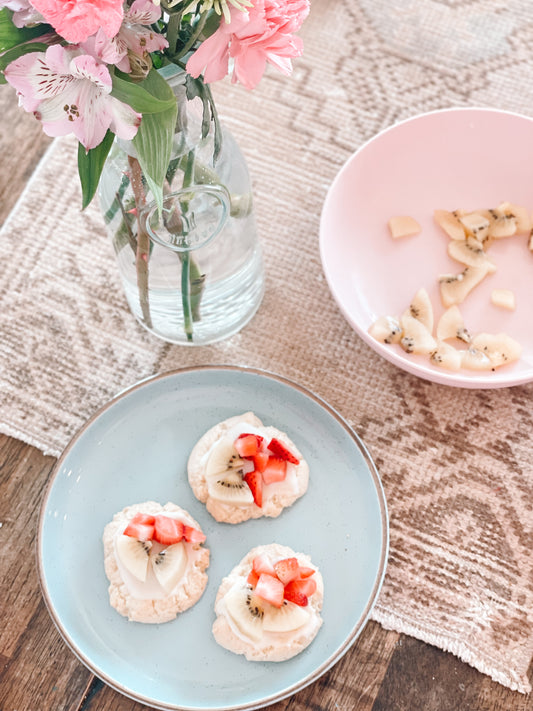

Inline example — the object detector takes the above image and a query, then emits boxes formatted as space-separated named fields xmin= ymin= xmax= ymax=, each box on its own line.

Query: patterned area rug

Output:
xmin=1 ymin=0 xmax=533 ymax=694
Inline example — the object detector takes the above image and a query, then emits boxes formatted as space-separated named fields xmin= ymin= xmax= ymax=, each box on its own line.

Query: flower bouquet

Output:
xmin=0 ymin=0 xmax=309 ymax=343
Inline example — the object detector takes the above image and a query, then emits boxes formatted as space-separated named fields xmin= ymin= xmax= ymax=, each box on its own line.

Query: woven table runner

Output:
xmin=1 ymin=0 xmax=533 ymax=694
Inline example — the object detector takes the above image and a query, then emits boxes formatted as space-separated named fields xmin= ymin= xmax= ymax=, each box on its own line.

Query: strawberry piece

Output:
xmin=234 ymin=433 xmax=264 ymax=458
xmin=123 ymin=521 xmax=154 ymax=541
xmin=261 ymin=456 xmax=287 ymax=485
xmin=252 ymin=553 xmax=276 ymax=577
xmin=283 ymin=587 xmax=308 ymax=607
xmin=183 ymin=525 xmax=206 ymax=544
xmin=153 ymin=515 xmax=184 ymax=545
xmin=297 ymin=566 xmax=316 ymax=579
xmin=130 ymin=513 xmax=155 ymax=526
xmin=255 ymin=573 xmax=285 ymax=607
xmin=252 ymin=450 xmax=269 ymax=473
xmin=296 ymin=578 xmax=317 ymax=596
xmin=267 ymin=437 xmax=299 ymax=465
xmin=244 ymin=470 xmax=263 ymax=507
xmin=274 ymin=557 xmax=300 ymax=585
xmin=284 ymin=578 xmax=316 ymax=604
xmin=247 ymin=569 xmax=260 ymax=587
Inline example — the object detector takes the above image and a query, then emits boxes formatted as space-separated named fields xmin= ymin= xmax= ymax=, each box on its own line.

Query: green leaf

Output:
xmin=0 ymin=42 xmax=49 ymax=73
xmin=111 ymin=73 xmax=177 ymax=114
xmin=132 ymin=69 xmax=178 ymax=211
xmin=0 ymin=9 xmax=51 ymax=52
xmin=78 ymin=130 xmax=115 ymax=210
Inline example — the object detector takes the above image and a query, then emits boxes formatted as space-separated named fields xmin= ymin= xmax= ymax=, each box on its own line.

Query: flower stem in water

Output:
xmin=181 ymin=250 xmax=193 ymax=341
xmin=128 ymin=155 xmax=152 ymax=329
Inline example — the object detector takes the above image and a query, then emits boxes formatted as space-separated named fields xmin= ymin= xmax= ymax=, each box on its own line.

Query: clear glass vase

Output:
xmin=98 ymin=67 xmax=264 ymax=345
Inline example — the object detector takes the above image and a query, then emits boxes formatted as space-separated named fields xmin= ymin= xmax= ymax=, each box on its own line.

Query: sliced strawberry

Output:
xmin=274 ymin=557 xmax=300 ymax=585
xmin=297 ymin=566 xmax=316 ymax=579
xmin=252 ymin=553 xmax=276 ymax=577
xmin=130 ymin=513 xmax=156 ymax=526
xmin=284 ymin=577 xmax=316 ymax=602
xmin=183 ymin=525 xmax=206 ymax=544
xmin=261 ymin=456 xmax=287 ymax=485
xmin=296 ymin=578 xmax=317 ymax=596
xmin=267 ymin=437 xmax=299 ymax=464
xmin=244 ymin=469 xmax=263 ymax=507
xmin=234 ymin=433 xmax=264 ymax=458
xmin=252 ymin=450 xmax=269 ymax=473
xmin=153 ymin=515 xmax=184 ymax=545
xmin=254 ymin=573 xmax=285 ymax=607
xmin=123 ymin=521 xmax=154 ymax=541
xmin=283 ymin=587 xmax=308 ymax=607
xmin=247 ymin=569 xmax=260 ymax=587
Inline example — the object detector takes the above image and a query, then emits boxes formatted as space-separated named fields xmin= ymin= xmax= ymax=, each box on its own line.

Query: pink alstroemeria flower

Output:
xmin=0 ymin=0 xmax=42 ymax=26
xmin=186 ymin=0 xmax=309 ymax=89
xmin=4 ymin=44 xmax=141 ymax=150
xmin=82 ymin=0 xmax=168 ymax=74
xmin=29 ymin=0 xmax=124 ymax=43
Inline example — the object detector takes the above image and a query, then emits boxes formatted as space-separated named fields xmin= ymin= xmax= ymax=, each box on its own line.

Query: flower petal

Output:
xmin=125 ymin=0 xmax=162 ymax=24
xmin=30 ymin=0 xmax=124 ymax=43
xmin=69 ymin=54 xmax=112 ymax=94
xmin=186 ymin=30 xmax=231 ymax=82
xmin=5 ymin=45 xmax=75 ymax=112
xmin=108 ymin=96 xmax=142 ymax=142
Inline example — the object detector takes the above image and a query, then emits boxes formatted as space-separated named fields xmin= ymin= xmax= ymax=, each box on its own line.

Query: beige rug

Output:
xmin=1 ymin=0 xmax=533 ymax=694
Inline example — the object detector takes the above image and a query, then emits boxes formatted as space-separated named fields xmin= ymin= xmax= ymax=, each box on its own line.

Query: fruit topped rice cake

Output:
xmin=212 ymin=543 xmax=324 ymax=662
xmin=187 ymin=412 xmax=309 ymax=524
xmin=103 ymin=501 xmax=210 ymax=623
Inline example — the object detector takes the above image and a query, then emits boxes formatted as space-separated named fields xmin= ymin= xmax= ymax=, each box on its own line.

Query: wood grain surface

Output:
xmin=0 ymin=86 xmax=532 ymax=711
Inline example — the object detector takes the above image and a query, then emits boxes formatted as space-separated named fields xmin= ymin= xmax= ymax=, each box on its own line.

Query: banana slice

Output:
xmin=368 ymin=315 xmax=402 ymax=344
xmin=436 ymin=305 xmax=471 ymax=343
xmin=262 ymin=600 xmax=309 ymax=632
xmin=206 ymin=439 xmax=245 ymax=479
xmin=407 ymin=287 xmax=433 ymax=333
xmin=151 ymin=542 xmax=188 ymax=593
xmin=207 ymin=469 xmax=254 ymax=505
xmin=223 ymin=586 xmax=264 ymax=642
xmin=115 ymin=534 xmax=152 ymax=582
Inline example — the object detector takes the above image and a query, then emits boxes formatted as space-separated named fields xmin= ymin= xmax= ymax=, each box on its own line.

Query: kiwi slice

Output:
xmin=115 ymin=534 xmax=152 ymax=582
xmin=438 ymin=265 xmax=490 ymax=307
xmin=151 ymin=542 xmax=188 ymax=593
xmin=207 ymin=469 xmax=254 ymax=505
xmin=368 ymin=315 xmax=402 ymax=344
xmin=223 ymin=586 xmax=265 ymax=642
xmin=436 ymin=306 xmax=471 ymax=344
xmin=399 ymin=314 xmax=436 ymax=355
xmin=429 ymin=342 xmax=462 ymax=371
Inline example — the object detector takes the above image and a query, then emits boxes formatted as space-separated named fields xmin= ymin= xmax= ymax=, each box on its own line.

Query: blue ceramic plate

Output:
xmin=38 ymin=366 xmax=388 ymax=711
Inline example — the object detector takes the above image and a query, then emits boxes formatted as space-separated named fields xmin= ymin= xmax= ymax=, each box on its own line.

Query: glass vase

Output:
xmin=98 ymin=67 xmax=264 ymax=345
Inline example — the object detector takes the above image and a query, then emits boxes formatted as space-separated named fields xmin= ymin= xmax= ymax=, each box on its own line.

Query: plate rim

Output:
xmin=319 ymin=105 xmax=533 ymax=389
xmin=37 ymin=364 xmax=389 ymax=711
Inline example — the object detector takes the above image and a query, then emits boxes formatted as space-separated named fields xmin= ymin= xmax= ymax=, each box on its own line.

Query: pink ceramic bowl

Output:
xmin=320 ymin=107 xmax=533 ymax=389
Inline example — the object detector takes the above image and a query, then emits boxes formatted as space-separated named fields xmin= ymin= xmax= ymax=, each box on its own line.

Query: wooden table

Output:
xmin=1 ymin=90 xmax=532 ymax=711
